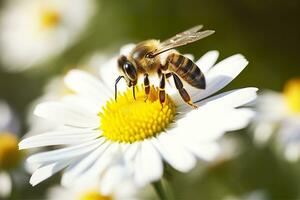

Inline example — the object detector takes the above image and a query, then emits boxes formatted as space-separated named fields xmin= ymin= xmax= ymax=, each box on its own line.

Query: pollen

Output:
xmin=0 ymin=132 xmax=22 ymax=170
xmin=40 ymin=9 xmax=60 ymax=29
xmin=284 ymin=78 xmax=300 ymax=114
xmin=79 ymin=190 xmax=112 ymax=200
xmin=99 ymin=86 xmax=177 ymax=143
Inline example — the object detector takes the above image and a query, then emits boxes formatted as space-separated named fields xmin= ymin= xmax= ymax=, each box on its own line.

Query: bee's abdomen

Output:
xmin=167 ymin=53 xmax=206 ymax=89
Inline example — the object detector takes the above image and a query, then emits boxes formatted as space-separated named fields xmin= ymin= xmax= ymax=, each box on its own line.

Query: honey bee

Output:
xmin=115 ymin=25 xmax=215 ymax=108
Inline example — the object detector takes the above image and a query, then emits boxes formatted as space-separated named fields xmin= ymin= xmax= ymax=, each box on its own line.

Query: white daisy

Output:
xmin=0 ymin=0 xmax=96 ymax=71
xmin=254 ymin=78 xmax=300 ymax=162
xmin=19 ymin=45 xmax=257 ymax=191
xmin=0 ymin=100 xmax=22 ymax=198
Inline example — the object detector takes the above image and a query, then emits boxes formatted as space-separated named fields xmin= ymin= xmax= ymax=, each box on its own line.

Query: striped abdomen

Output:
xmin=166 ymin=53 xmax=206 ymax=89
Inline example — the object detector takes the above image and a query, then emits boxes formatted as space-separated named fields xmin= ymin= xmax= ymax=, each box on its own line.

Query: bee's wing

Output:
xmin=150 ymin=25 xmax=215 ymax=57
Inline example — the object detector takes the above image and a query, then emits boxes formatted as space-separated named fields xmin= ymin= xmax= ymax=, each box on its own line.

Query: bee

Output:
xmin=115 ymin=25 xmax=215 ymax=108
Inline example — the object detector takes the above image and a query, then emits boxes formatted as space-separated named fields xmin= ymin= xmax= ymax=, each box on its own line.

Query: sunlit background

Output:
xmin=0 ymin=0 xmax=300 ymax=199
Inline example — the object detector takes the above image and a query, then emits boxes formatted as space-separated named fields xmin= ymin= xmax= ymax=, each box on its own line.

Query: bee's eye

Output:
xmin=123 ymin=62 xmax=137 ymax=80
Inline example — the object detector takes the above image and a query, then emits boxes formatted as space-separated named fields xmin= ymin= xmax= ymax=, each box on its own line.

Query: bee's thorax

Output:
xmin=129 ymin=40 xmax=161 ymax=74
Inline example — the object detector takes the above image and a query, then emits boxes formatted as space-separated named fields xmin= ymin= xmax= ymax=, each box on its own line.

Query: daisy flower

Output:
xmin=254 ymin=78 xmax=300 ymax=162
xmin=0 ymin=100 xmax=23 ymax=198
xmin=19 ymin=44 xmax=257 ymax=190
xmin=0 ymin=0 xmax=96 ymax=71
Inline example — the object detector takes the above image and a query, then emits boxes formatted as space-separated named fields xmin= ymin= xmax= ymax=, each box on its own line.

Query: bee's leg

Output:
xmin=115 ymin=75 xmax=124 ymax=101
xmin=163 ymin=72 xmax=172 ymax=83
xmin=157 ymin=69 xmax=162 ymax=78
xmin=159 ymin=73 xmax=166 ymax=105
xmin=165 ymin=73 xmax=172 ymax=79
xmin=172 ymin=73 xmax=198 ymax=108
xmin=144 ymin=73 xmax=150 ymax=101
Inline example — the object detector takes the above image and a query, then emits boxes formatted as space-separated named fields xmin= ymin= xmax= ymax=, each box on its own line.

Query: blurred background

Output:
xmin=0 ymin=0 xmax=300 ymax=199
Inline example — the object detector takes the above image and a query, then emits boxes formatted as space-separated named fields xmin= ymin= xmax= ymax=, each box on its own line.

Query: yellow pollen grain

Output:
xmin=79 ymin=190 xmax=112 ymax=200
xmin=99 ymin=86 xmax=176 ymax=143
xmin=40 ymin=9 xmax=60 ymax=29
xmin=0 ymin=132 xmax=22 ymax=170
xmin=283 ymin=78 xmax=300 ymax=114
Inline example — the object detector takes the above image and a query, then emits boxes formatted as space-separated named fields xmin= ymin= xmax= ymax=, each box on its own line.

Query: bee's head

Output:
xmin=117 ymin=55 xmax=138 ymax=87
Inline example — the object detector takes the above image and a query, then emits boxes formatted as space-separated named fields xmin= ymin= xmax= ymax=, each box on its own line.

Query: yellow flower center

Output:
xmin=283 ymin=78 xmax=300 ymax=114
xmin=99 ymin=86 xmax=177 ymax=143
xmin=40 ymin=9 xmax=60 ymax=29
xmin=0 ymin=132 xmax=22 ymax=170
xmin=79 ymin=190 xmax=112 ymax=200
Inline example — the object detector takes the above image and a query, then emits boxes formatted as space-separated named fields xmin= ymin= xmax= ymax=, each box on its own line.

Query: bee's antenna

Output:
xmin=132 ymin=86 xmax=136 ymax=100
xmin=115 ymin=76 xmax=124 ymax=101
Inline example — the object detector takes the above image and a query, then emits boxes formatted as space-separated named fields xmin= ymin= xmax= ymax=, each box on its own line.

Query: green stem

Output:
xmin=152 ymin=179 xmax=172 ymax=200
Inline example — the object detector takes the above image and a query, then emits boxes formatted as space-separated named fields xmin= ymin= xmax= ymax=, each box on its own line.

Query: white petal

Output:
xmin=184 ymin=54 xmax=194 ymax=61
xmin=174 ymin=105 xmax=226 ymax=142
xmin=65 ymin=143 xmax=121 ymax=186
xmin=123 ymin=142 xmax=140 ymax=161
xmin=196 ymin=87 xmax=258 ymax=108
xmin=174 ymin=105 xmax=254 ymax=143
xmin=62 ymin=95 xmax=103 ymax=115
xmin=0 ymin=172 xmax=11 ymax=197
xmin=27 ymin=138 xmax=104 ymax=165
xmin=133 ymin=147 xmax=145 ymax=186
xmin=196 ymin=50 xmax=219 ymax=73
xmin=112 ymin=179 xmax=139 ymax=200
xmin=123 ymin=142 xmax=140 ymax=170
xmin=192 ymin=54 xmax=248 ymax=101
xmin=25 ymin=162 xmax=41 ymax=174
xmin=152 ymin=133 xmax=196 ymax=172
xmin=221 ymin=108 xmax=255 ymax=131
xmin=184 ymin=142 xmax=221 ymax=161
xmin=140 ymin=140 xmax=163 ymax=182
xmin=134 ymin=140 xmax=163 ymax=186
xmin=61 ymin=141 xmax=109 ymax=186
xmin=99 ymin=165 xmax=125 ymax=195
xmin=19 ymin=129 xmax=101 ymax=149
xmin=172 ymin=125 xmax=222 ymax=148
xmin=64 ymin=69 xmax=111 ymax=100
xmin=30 ymin=161 xmax=70 ymax=186
xmin=34 ymin=102 xmax=99 ymax=128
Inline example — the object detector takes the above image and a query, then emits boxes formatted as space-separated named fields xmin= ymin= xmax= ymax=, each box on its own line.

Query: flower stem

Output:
xmin=152 ymin=179 xmax=173 ymax=200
